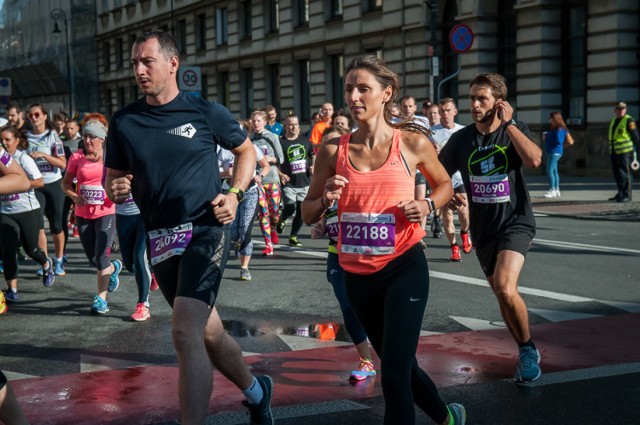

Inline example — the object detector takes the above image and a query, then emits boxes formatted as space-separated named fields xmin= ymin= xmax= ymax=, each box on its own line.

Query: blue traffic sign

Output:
xmin=449 ymin=24 xmax=474 ymax=54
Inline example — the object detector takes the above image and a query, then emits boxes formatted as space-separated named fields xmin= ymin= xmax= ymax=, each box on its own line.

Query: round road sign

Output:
xmin=449 ymin=23 xmax=474 ymax=54
xmin=182 ymin=70 xmax=198 ymax=88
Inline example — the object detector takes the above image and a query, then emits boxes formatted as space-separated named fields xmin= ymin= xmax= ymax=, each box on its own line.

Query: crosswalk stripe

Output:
xmin=528 ymin=308 xmax=602 ymax=322
xmin=450 ymin=316 xmax=506 ymax=331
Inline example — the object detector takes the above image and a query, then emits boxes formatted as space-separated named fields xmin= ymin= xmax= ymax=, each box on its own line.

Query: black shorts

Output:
xmin=151 ymin=222 xmax=230 ymax=307
xmin=0 ymin=369 xmax=6 ymax=389
xmin=475 ymin=227 xmax=534 ymax=277
xmin=415 ymin=171 xmax=426 ymax=186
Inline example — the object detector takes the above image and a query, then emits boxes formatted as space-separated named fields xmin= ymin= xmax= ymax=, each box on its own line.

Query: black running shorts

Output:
xmin=475 ymin=227 xmax=534 ymax=277
xmin=151 ymin=222 xmax=230 ymax=307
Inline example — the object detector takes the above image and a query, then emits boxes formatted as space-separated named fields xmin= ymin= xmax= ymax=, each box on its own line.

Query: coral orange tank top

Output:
xmin=336 ymin=129 xmax=425 ymax=275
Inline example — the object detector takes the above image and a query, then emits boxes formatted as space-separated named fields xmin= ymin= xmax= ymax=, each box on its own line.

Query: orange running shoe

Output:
xmin=450 ymin=245 xmax=462 ymax=262
xmin=461 ymin=232 xmax=473 ymax=253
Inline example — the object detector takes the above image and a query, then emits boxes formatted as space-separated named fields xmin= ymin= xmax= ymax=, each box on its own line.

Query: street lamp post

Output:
xmin=50 ymin=8 xmax=75 ymax=114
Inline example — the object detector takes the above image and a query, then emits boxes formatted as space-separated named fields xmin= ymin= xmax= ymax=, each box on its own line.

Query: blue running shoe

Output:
xmin=515 ymin=346 xmax=541 ymax=382
xmin=4 ymin=290 xmax=19 ymax=303
xmin=108 ymin=259 xmax=122 ymax=293
xmin=242 ymin=375 xmax=274 ymax=425
xmin=43 ymin=258 xmax=56 ymax=287
xmin=53 ymin=259 xmax=65 ymax=276
xmin=447 ymin=403 xmax=467 ymax=424
xmin=90 ymin=295 xmax=109 ymax=315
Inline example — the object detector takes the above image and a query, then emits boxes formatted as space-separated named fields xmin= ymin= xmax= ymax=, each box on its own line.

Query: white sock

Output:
xmin=242 ymin=376 xmax=264 ymax=405
xmin=43 ymin=260 xmax=51 ymax=271
xmin=10 ymin=288 xmax=17 ymax=293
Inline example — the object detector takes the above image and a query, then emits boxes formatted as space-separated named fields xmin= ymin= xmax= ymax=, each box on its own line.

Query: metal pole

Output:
xmin=50 ymin=8 xmax=75 ymax=114
xmin=437 ymin=55 xmax=461 ymax=102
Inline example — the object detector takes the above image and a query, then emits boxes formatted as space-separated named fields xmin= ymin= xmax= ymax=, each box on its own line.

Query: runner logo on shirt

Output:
xmin=167 ymin=124 xmax=197 ymax=139
xmin=468 ymin=144 xmax=510 ymax=204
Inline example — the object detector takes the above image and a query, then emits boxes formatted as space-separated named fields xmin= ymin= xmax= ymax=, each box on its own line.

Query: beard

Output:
xmin=473 ymin=108 xmax=497 ymax=124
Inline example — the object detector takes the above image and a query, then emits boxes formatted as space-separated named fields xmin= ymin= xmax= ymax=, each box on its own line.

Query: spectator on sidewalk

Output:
xmin=543 ymin=112 xmax=574 ymax=198
xmin=608 ymin=102 xmax=639 ymax=202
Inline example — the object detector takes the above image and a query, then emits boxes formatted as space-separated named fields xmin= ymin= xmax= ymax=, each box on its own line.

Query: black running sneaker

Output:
xmin=242 ymin=375 xmax=274 ymax=425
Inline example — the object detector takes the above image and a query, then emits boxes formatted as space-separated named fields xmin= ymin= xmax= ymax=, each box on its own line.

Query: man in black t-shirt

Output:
xmin=105 ymin=31 xmax=273 ymax=425
xmin=439 ymin=73 xmax=543 ymax=384
xmin=276 ymin=115 xmax=315 ymax=246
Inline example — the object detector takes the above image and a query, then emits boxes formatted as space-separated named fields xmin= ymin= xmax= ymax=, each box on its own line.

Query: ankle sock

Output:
xmin=242 ymin=376 xmax=264 ymax=405
xmin=518 ymin=339 xmax=536 ymax=351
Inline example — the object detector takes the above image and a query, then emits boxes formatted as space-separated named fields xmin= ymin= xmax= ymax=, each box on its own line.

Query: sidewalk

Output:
xmin=526 ymin=174 xmax=639 ymax=221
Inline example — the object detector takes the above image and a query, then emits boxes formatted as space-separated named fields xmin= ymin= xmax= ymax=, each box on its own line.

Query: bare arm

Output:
xmin=254 ymin=156 xmax=270 ymax=184
xmin=301 ymin=138 xmax=341 ymax=225
xmin=62 ymin=171 xmax=85 ymax=206
xmin=397 ymin=133 xmax=453 ymax=222
xmin=495 ymin=100 xmax=542 ymax=168
xmin=0 ymin=158 xmax=29 ymax=195
xmin=212 ymin=138 xmax=256 ymax=224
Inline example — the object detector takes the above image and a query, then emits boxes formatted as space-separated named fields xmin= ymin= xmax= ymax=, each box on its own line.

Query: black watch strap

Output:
xmin=504 ymin=119 xmax=517 ymax=128
xmin=424 ymin=197 xmax=436 ymax=213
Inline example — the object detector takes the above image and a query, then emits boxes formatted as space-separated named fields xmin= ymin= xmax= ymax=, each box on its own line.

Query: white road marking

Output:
xmin=528 ymin=308 xmax=602 ymax=322
xmin=450 ymin=316 xmax=506 ymax=331
xmin=533 ymin=237 xmax=640 ymax=255
xmin=511 ymin=362 xmax=640 ymax=387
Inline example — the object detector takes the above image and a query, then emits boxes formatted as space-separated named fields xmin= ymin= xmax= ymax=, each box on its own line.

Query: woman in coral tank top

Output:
xmin=302 ymin=56 xmax=466 ymax=425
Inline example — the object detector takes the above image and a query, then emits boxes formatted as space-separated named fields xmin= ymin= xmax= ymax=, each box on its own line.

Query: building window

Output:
xmin=196 ymin=13 xmax=207 ymax=51
xmin=176 ymin=19 xmax=187 ymax=54
xmin=202 ymin=74 xmax=209 ymax=99
xmin=240 ymin=68 xmax=254 ymax=118
xmin=130 ymin=85 xmax=138 ymax=101
xmin=265 ymin=0 xmax=280 ymax=34
xmin=239 ymin=1 xmax=253 ymax=40
xmin=328 ymin=54 xmax=344 ymax=111
xmin=103 ymin=42 xmax=111 ymax=71
xmin=325 ymin=0 xmax=343 ymax=21
xmin=563 ymin=3 xmax=586 ymax=125
xmin=104 ymin=89 xmax=113 ymax=117
xmin=363 ymin=0 xmax=382 ymax=14
xmin=161 ymin=24 xmax=169 ymax=33
xmin=216 ymin=7 xmax=229 ymax=46
xmin=293 ymin=0 xmax=309 ymax=28
xmin=218 ymin=71 xmax=230 ymax=107
xmin=130 ymin=34 xmax=137 ymax=52
xmin=295 ymin=59 xmax=310 ymax=121
xmin=497 ymin=0 xmax=517 ymax=107
xmin=115 ymin=38 xmax=124 ymax=69
xmin=266 ymin=64 xmax=281 ymax=113
xmin=117 ymin=87 xmax=126 ymax=109
xmin=440 ymin=0 xmax=459 ymax=101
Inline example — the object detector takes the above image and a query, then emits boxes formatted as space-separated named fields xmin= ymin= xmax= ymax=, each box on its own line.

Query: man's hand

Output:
xmin=211 ymin=193 xmax=239 ymax=224
xmin=448 ymin=193 xmax=468 ymax=211
xmin=110 ymin=174 xmax=133 ymax=204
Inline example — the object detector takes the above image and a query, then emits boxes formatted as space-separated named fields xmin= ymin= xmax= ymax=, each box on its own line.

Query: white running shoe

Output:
xmin=555 ymin=189 xmax=561 ymax=197
xmin=543 ymin=190 xmax=557 ymax=198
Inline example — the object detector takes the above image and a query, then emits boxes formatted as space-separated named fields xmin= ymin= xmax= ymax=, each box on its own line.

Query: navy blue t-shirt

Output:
xmin=105 ymin=92 xmax=247 ymax=230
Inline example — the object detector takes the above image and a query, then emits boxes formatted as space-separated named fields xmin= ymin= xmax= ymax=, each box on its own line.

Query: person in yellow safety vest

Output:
xmin=608 ymin=102 xmax=639 ymax=202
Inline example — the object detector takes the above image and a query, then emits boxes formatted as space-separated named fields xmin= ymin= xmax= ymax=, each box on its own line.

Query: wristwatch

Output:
xmin=228 ymin=187 xmax=244 ymax=202
xmin=424 ymin=197 xmax=436 ymax=213
xmin=504 ymin=119 xmax=517 ymax=129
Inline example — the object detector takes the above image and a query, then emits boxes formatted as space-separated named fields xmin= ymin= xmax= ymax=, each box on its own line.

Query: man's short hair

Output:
xmin=439 ymin=97 xmax=456 ymax=108
xmin=399 ymin=95 xmax=416 ymax=104
xmin=469 ymin=73 xmax=508 ymax=100
xmin=6 ymin=101 xmax=22 ymax=113
xmin=134 ymin=30 xmax=179 ymax=60
xmin=264 ymin=105 xmax=276 ymax=113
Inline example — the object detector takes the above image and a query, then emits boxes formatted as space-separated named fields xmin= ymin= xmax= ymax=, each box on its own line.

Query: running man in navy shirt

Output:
xmin=105 ymin=31 xmax=273 ymax=425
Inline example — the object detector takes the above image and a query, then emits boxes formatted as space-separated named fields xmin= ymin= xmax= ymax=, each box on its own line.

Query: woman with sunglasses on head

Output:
xmin=61 ymin=113 xmax=122 ymax=315
xmin=302 ymin=55 xmax=466 ymax=425
xmin=25 ymin=104 xmax=67 ymax=277
xmin=0 ymin=126 xmax=56 ymax=304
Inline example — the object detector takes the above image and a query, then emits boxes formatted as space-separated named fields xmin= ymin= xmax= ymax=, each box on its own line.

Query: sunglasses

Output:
xmin=28 ymin=112 xmax=42 ymax=119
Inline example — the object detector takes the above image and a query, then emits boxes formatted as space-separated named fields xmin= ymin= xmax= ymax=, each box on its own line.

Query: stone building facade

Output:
xmin=3 ymin=1 xmax=639 ymax=176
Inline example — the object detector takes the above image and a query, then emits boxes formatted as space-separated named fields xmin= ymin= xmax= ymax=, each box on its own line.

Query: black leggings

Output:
xmin=34 ymin=181 xmax=65 ymax=234
xmin=345 ymin=244 xmax=448 ymax=425
xmin=76 ymin=215 xmax=116 ymax=271
xmin=0 ymin=210 xmax=48 ymax=280
xmin=280 ymin=200 xmax=303 ymax=237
